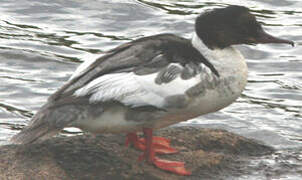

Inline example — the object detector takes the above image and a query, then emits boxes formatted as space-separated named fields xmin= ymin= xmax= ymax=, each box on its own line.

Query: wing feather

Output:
xmin=73 ymin=62 xmax=208 ymax=109
xmin=51 ymin=34 xmax=218 ymax=108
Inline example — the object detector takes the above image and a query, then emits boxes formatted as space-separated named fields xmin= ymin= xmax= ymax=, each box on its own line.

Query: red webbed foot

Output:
xmin=153 ymin=158 xmax=191 ymax=176
xmin=125 ymin=132 xmax=178 ymax=154
xmin=136 ymin=128 xmax=191 ymax=176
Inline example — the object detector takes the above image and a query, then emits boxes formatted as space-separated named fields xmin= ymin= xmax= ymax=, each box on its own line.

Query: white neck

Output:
xmin=191 ymin=32 xmax=231 ymax=62
xmin=191 ymin=32 xmax=213 ymax=58
xmin=191 ymin=32 xmax=247 ymax=76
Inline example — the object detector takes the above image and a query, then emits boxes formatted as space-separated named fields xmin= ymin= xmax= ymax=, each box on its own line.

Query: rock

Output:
xmin=0 ymin=126 xmax=274 ymax=180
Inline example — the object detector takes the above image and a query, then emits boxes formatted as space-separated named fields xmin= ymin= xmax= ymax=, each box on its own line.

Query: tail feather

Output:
xmin=10 ymin=122 xmax=59 ymax=144
xmin=10 ymin=104 xmax=78 ymax=144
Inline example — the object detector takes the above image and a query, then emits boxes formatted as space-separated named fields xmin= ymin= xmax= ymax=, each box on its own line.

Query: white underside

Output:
xmin=73 ymin=105 xmax=142 ymax=133
xmin=72 ymin=33 xmax=248 ymax=133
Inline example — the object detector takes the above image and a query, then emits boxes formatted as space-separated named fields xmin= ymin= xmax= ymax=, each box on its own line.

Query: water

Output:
xmin=0 ymin=0 xmax=301 ymax=179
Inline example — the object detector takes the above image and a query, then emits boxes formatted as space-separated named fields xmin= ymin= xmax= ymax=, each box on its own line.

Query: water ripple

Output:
xmin=0 ymin=0 xmax=301 ymax=178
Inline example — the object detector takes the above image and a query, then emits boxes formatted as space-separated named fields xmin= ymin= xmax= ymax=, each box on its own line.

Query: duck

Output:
xmin=11 ymin=5 xmax=293 ymax=176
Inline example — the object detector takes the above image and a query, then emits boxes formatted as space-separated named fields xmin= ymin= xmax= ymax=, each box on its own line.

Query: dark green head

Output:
xmin=195 ymin=5 xmax=294 ymax=49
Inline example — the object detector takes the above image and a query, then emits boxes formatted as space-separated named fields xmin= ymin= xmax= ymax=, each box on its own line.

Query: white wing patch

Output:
xmin=74 ymin=64 xmax=202 ymax=108
xmin=74 ymin=72 xmax=161 ymax=107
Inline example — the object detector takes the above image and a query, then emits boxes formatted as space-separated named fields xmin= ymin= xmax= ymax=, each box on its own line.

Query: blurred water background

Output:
xmin=0 ymin=0 xmax=301 ymax=179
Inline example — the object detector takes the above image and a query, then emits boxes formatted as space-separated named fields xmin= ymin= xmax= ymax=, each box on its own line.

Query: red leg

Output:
xmin=125 ymin=132 xmax=178 ymax=154
xmin=139 ymin=128 xmax=191 ymax=176
xmin=125 ymin=132 xmax=145 ymax=150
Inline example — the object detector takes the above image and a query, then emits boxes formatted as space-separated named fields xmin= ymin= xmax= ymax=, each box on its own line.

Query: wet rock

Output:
xmin=0 ymin=127 xmax=274 ymax=180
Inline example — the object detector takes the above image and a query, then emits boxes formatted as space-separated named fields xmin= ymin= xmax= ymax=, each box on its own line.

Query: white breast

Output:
xmin=192 ymin=32 xmax=247 ymax=76
xmin=187 ymin=33 xmax=248 ymax=113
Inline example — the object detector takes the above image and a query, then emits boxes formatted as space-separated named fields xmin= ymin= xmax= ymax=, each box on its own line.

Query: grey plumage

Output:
xmin=155 ymin=64 xmax=182 ymax=84
xmin=10 ymin=104 xmax=74 ymax=144
xmin=10 ymin=34 xmax=218 ymax=144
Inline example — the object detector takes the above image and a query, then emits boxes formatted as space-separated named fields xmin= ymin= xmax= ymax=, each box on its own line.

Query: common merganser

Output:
xmin=11 ymin=5 xmax=293 ymax=175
